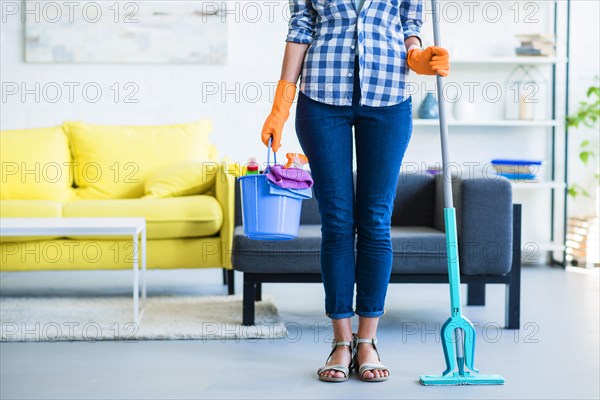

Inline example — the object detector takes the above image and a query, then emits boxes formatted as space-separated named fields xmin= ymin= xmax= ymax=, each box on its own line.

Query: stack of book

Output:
xmin=515 ymin=34 xmax=556 ymax=57
xmin=491 ymin=159 xmax=543 ymax=181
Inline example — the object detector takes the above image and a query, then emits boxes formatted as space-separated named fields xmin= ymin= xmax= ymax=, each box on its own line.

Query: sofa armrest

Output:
xmin=215 ymin=163 xmax=236 ymax=268
xmin=435 ymin=175 xmax=513 ymax=275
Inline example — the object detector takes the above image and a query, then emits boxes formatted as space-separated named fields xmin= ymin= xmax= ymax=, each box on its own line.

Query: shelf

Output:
xmin=453 ymin=57 xmax=566 ymax=65
xmin=510 ymin=181 xmax=566 ymax=190
xmin=413 ymin=119 xmax=560 ymax=127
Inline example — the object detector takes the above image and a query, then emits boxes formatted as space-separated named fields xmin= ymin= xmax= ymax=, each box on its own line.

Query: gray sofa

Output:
xmin=232 ymin=173 xmax=521 ymax=329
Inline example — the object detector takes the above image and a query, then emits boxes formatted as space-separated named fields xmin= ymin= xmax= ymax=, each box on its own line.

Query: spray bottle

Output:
xmin=285 ymin=153 xmax=309 ymax=169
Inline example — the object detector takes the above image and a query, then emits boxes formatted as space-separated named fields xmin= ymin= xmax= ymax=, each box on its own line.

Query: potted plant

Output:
xmin=565 ymin=77 xmax=600 ymax=267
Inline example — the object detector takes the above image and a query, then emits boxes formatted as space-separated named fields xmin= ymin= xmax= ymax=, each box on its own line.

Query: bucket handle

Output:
xmin=266 ymin=137 xmax=277 ymax=171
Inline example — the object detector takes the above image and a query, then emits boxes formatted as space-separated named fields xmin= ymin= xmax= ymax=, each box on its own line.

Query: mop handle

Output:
xmin=432 ymin=1 xmax=466 ymax=353
xmin=432 ymin=0 xmax=463 ymax=316
xmin=431 ymin=0 xmax=454 ymax=210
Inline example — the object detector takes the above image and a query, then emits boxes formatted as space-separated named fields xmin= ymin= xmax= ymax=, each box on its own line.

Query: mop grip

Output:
xmin=444 ymin=207 xmax=462 ymax=314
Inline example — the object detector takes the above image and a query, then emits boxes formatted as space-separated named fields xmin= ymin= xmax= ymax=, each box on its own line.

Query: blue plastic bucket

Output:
xmin=238 ymin=139 xmax=303 ymax=240
xmin=238 ymin=174 xmax=302 ymax=240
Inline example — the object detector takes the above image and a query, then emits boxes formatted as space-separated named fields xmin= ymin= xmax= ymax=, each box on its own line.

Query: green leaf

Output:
xmin=587 ymin=85 xmax=600 ymax=98
xmin=566 ymin=116 xmax=579 ymax=127
xmin=580 ymin=151 xmax=591 ymax=165
xmin=581 ymin=139 xmax=590 ymax=148
xmin=567 ymin=186 xmax=578 ymax=199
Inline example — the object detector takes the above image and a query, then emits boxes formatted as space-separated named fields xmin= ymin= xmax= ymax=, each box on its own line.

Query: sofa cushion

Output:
xmin=0 ymin=126 xmax=73 ymax=202
xmin=390 ymin=226 xmax=448 ymax=274
xmin=64 ymin=120 xmax=216 ymax=199
xmin=232 ymin=225 xmax=448 ymax=274
xmin=392 ymin=173 xmax=436 ymax=227
xmin=232 ymin=225 xmax=321 ymax=273
xmin=0 ymin=200 xmax=63 ymax=218
xmin=0 ymin=237 xmax=223 ymax=271
xmin=0 ymin=200 xmax=64 ymax=242
xmin=63 ymin=196 xmax=223 ymax=239
xmin=144 ymin=161 xmax=218 ymax=198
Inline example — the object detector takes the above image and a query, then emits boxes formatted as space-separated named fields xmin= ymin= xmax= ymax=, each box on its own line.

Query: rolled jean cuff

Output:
xmin=355 ymin=309 xmax=386 ymax=318
xmin=326 ymin=311 xmax=355 ymax=319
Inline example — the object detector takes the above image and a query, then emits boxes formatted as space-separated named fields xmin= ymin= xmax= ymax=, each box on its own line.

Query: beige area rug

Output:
xmin=0 ymin=295 xmax=287 ymax=342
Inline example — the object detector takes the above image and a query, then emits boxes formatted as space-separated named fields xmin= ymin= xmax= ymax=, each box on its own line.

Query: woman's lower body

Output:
xmin=295 ymin=60 xmax=413 ymax=380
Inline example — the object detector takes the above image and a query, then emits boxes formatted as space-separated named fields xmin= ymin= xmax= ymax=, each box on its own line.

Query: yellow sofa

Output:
xmin=0 ymin=121 xmax=236 ymax=291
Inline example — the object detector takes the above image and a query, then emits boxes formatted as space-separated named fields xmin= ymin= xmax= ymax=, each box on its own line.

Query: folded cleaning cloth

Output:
xmin=266 ymin=179 xmax=312 ymax=199
xmin=266 ymin=165 xmax=314 ymax=190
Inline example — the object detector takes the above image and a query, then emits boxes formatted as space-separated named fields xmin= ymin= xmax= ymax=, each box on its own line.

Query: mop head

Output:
xmin=419 ymin=371 xmax=505 ymax=386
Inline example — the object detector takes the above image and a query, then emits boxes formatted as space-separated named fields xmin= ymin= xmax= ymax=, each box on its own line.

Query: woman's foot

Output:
xmin=318 ymin=341 xmax=353 ymax=380
xmin=318 ymin=317 xmax=354 ymax=381
xmin=355 ymin=314 xmax=389 ymax=382
xmin=355 ymin=340 xmax=389 ymax=380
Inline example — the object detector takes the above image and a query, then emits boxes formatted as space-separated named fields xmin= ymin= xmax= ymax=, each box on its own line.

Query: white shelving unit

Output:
xmin=412 ymin=1 xmax=569 ymax=265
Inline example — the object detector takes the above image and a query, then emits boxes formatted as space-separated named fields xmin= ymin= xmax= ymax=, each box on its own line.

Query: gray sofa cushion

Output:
xmin=433 ymin=176 xmax=513 ymax=275
xmin=233 ymin=225 xmax=448 ymax=274
xmin=391 ymin=226 xmax=448 ymax=274
xmin=459 ymin=178 xmax=513 ymax=275
xmin=392 ymin=173 xmax=436 ymax=227
xmin=299 ymin=196 xmax=321 ymax=225
xmin=232 ymin=225 xmax=321 ymax=273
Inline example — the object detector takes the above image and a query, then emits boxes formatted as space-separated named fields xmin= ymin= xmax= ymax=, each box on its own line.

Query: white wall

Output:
xmin=0 ymin=1 xmax=290 ymax=163
xmin=1 ymin=0 xmax=598 ymax=221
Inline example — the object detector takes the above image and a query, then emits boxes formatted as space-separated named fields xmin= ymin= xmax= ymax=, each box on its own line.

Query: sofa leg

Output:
xmin=227 ymin=269 xmax=235 ymax=295
xmin=505 ymin=285 xmax=520 ymax=329
xmin=255 ymin=282 xmax=262 ymax=301
xmin=467 ymin=283 xmax=486 ymax=306
xmin=505 ymin=204 xmax=522 ymax=330
xmin=506 ymin=270 xmax=521 ymax=329
xmin=222 ymin=269 xmax=227 ymax=285
xmin=243 ymin=275 xmax=256 ymax=326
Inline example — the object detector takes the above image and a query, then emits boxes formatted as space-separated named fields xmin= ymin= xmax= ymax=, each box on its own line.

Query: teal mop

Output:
xmin=419 ymin=0 xmax=505 ymax=386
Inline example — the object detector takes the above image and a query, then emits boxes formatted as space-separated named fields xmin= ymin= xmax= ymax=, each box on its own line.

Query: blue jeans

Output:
xmin=295 ymin=63 xmax=413 ymax=319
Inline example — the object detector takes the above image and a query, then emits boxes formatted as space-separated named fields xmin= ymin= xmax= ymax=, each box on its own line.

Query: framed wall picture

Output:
xmin=24 ymin=1 xmax=227 ymax=64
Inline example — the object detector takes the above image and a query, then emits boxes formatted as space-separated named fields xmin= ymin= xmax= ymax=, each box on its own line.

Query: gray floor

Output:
xmin=1 ymin=266 xmax=599 ymax=400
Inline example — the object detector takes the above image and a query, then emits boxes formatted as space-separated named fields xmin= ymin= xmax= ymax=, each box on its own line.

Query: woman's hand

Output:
xmin=407 ymin=46 xmax=450 ymax=77
xmin=261 ymin=80 xmax=297 ymax=153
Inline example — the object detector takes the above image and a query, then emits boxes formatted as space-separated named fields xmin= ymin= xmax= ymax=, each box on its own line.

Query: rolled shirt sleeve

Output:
xmin=286 ymin=0 xmax=316 ymax=44
xmin=400 ymin=0 xmax=423 ymax=42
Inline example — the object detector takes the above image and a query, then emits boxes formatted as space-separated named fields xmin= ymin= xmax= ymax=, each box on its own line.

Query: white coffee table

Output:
xmin=0 ymin=218 xmax=147 ymax=324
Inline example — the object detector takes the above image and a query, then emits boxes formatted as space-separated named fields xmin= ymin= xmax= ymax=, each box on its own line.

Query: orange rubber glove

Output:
xmin=407 ymin=46 xmax=450 ymax=77
xmin=261 ymin=80 xmax=297 ymax=153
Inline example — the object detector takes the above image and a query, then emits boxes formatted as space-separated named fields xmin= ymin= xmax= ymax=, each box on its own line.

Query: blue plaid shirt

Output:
xmin=286 ymin=0 xmax=423 ymax=107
